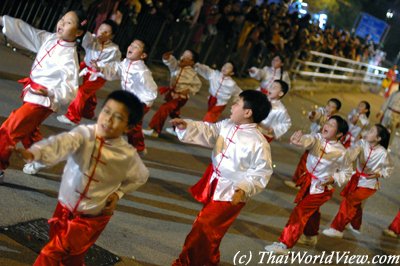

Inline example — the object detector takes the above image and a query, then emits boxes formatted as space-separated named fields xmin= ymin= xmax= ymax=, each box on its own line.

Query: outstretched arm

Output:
xmin=1 ymin=15 xmax=51 ymax=52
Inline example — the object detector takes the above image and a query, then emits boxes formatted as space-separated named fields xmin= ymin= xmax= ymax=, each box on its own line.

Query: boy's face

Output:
xmin=179 ymin=50 xmax=194 ymax=67
xmin=230 ymin=97 xmax=252 ymax=124
xmin=56 ymin=11 xmax=82 ymax=42
xmin=267 ymin=81 xmax=284 ymax=100
xmin=96 ymin=23 xmax=113 ymax=43
xmin=325 ymin=101 xmax=338 ymax=116
xmin=321 ymin=118 xmax=341 ymax=140
xmin=221 ymin=62 xmax=234 ymax=76
xmin=97 ymin=99 xmax=129 ymax=139
xmin=126 ymin=40 xmax=146 ymax=61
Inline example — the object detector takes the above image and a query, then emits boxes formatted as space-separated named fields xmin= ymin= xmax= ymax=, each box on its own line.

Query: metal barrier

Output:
xmin=0 ymin=0 xmax=265 ymax=73
xmin=290 ymin=50 xmax=388 ymax=85
xmin=0 ymin=0 xmax=82 ymax=32
xmin=0 ymin=0 xmax=389 ymax=84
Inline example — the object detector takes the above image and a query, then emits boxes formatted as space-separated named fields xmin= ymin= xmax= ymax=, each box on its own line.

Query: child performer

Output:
xmin=248 ymin=54 xmax=291 ymax=92
xmin=0 ymin=11 xmax=86 ymax=180
xmin=341 ymin=101 xmax=370 ymax=148
xmin=258 ymin=80 xmax=291 ymax=142
xmin=93 ymin=39 xmax=157 ymax=154
xmin=265 ymin=116 xmax=352 ymax=253
xmin=309 ymin=98 xmax=342 ymax=134
xmin=323 ymin=124 xmax=392 ymax=238
xmin=143 ymin=50 xmax=202 ymax=137
xmin=383 ymin=210 xmax=400 ymax=238
xmin=15 ymin=90 xmax=149 ymax=265
xmin=285 ymin=98 xmax=342 ymax=189
xmin=194 ymin=61 xmax=242 ymax=123
xmin=57 ymin=19 xmax=121 ymax=125
xmin=170 ymin=90 xmax=273 ymax=266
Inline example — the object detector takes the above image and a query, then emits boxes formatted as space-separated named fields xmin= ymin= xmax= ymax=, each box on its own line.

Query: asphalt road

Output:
xmin=0 ymin=40 xmax=399 ymax=266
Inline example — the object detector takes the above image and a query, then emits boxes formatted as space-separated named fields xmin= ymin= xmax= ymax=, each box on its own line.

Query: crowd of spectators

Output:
xmin=86 ymin=0 xmax=383 ymax=73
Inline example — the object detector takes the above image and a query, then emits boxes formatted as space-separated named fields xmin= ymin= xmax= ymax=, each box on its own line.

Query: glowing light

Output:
xmin=386 ymin=9 xmax=394 ymax=19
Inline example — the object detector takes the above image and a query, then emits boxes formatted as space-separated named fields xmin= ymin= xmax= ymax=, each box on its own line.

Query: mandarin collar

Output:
xmin=57 ymin=39 xmax=77 ymax=47
xmin=234 ymin=122 xmax=258 ymax=129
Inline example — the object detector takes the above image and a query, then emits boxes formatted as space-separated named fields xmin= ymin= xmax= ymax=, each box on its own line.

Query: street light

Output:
xmin=386 ymin=9 xmax=394 ymax=19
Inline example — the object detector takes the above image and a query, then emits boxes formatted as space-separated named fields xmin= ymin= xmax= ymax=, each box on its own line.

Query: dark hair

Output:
xmin=70 ymin=10 xmax=88 ymax=56
xmin=101 ymin=19 xmax=118 ymax=35
xmin=186 ymin=49 xmax=199 ymax=63
xmin=273 ymin=53 xmax=284 ymax=63
xmin=274 ymin=80 xmax=289 ymax=97
xmin=133 ymin=38 xmax=150 ymax=54
xmin=103 ymin=90 xmax=144 ymax=126
xmin=72 ymin=10 xmax=88 ymax=32
xmin=328 ymin=98 xmax=342 ymax=111
xmin=375 ymin=124 xmax=390 ymax=149
xmin=329 ymin=115 xmax=348 ymax=136
xmin=360 ymin=100 xmax=371 ymax=118
xmin=240 ymin=90 xmax=271 ymax=123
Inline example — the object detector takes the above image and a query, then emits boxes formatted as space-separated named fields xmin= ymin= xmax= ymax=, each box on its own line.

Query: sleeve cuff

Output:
xmin=29 ymin=147 xmax=42 ymax=161
xmin=235 ymin=181 xmax=250 ymax=198
xmin=115 ymin=190 xmax=124 ymax=199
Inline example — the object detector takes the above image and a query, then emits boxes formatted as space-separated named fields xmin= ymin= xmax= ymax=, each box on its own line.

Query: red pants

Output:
xmin=292 ymin=150 xmax=309 ymax=182
xmin=389 ymin=210 xmax=400 ymax=234
xmin=331 ymin=187 xmax=376 ymax=232
xmin=65 ymin=72 xmax=106 ymax=123
xmin=34 ymin=202 xmax=111 ymax=266
xmin=127 ymin=105 xmax=150 ymax=152
xmin=203 ymin=96 xmax=226 ymax=123
xmin=0 ymin=102 xmax=53 ymax=170
xmin=279 ymin=188 xmax=333 ymax=248
xmin=148 ymin=96 xmax=188 ymax=134
xmin=173 ymin=166 xmax=245 ymax=266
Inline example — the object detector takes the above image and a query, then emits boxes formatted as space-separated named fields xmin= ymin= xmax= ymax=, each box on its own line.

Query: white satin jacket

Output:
xmin=101 ymin=59 xmax=158 ymax=106
xmin=348 ymin=139 xmax=393 ymax=190
xmin=176 ymin=119 xmax=273 ymax=202
xmin=259 ymin=99 xmax=291 ymax=139
xmin=249 ymin=66 xmax=291 ymax=90
xmin=80 ymin=32 xmax=121 ymax=81
xmin=300 ymin=133 xmax=353 ymax=194
xmin=2 ymin=16 xmax=79 ymax=111
xmin=29 ymin=125 xmax=149 ymax=216
xmin=347 ymin=109 xmax=369 ymax=145
xmin=195 ymin=63 xmax=242 ymax=106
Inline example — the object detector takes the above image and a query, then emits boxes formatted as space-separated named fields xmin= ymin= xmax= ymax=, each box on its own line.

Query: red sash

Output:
xmin=263 ymin=134 xmax=274 ymax=143
xmin=159 ymin=86 xmax=171 ymax=95
xmin=208 ymin=95 xmax=218 ymax=110
xmin=18 ymin=77 xmax=48 ymax=98
xmin=340 ymin=170 xmax=368 ymax=197
xmin=294 ymin=171 xmax=317 ymax=203
xmin=18 ymin=77 xmax=48 ymax=92
xmin=189 ymin=163 xmax=216 ymax=204
xmin=341 ymin=132 xmax=352 ymax=149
